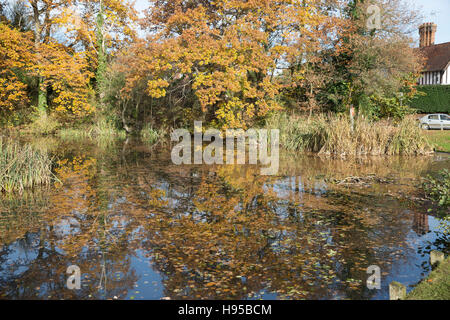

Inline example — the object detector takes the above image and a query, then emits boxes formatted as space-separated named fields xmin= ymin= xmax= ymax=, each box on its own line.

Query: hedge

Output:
xmin=409 ymin=85 xmax=450 ymax=113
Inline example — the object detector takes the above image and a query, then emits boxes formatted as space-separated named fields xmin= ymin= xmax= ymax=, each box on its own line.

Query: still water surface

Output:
xmin=0 ymin=138 xmax=449 ymax=300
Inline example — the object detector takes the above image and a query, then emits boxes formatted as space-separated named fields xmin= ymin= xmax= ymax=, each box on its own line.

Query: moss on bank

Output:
xmin=406 ymin=257 xmax=450 ymax=300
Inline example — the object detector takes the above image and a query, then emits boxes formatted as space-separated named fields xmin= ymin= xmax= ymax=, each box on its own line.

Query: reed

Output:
xmin=387 ymin=117 xmax=431 ymax=156
xmin=58 ymin=119 xmax=126 ymax=141
xmin=0 ymin=139 xmax=54 ymax=193
xmin=266 ymin=113 xmax=433 ymax=156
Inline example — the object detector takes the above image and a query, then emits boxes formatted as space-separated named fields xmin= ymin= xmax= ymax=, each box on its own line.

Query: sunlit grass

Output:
xmin=424 ymin=130 xmax=450 ymax=153
xmin=407 ymin=257 xmax=450 ymax=300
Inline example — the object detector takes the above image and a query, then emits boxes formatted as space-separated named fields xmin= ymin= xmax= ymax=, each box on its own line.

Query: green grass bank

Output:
xmin=407 ymin=257 xmax=450 ymax=300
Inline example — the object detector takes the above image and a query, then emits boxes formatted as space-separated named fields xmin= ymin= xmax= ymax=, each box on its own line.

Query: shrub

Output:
xmin=423 ymin=169 xmax=450 ymax=210
xmin=28 ymin=109 xmax=61 ymax=135
xmin=370 ymin=96 xmax=413 ymax=120
xmin=409 ymin=85 xmax=450 ymax=113
xmin=423 ymin=169 xmax=450 ymax=234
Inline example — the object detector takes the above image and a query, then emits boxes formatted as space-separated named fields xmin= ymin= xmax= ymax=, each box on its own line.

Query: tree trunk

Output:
xmin=32 ymin=0 xmax=47 ymax=113
xmin=96 ymin=1 xmax=107 ymax=104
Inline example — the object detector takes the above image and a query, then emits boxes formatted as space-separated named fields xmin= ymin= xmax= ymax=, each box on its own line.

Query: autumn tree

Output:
xmin=56 ymin=0 xmax=137 ymax=101
xmin=324 ymin=0 xmax=424 ymax=117
xmin=0 ymin=23 xmax=34 ymax=124
xmin=122 ymin=0 xmax=328 ymax=129
xmin=0 ymin=0 xmax=32 ymax=30
xmin=27 ymin=0 xmax=62 ymax=112
xmin=279 ymin=0 xmax=346 ymax=116
xmin=36 ymin=42 xmax=95 ymax=117
xmin=0 ymin=0 xmax=134 ymax=121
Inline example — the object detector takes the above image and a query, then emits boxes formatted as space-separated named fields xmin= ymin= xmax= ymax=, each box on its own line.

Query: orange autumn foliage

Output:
xmin=0 ymin=0 xmax=135 ymax=120
xmin=0 ymin=23 xmax=34 ymax=117
xmin=1 ymin=1 xmax=96 ymax=119
xmin=37 ymin=42 xmax=95 ymax=116
xmin=121 ymin=0 xmax=329 ymax=129
xmin=55 ymin=0 xmax=137 ymax=75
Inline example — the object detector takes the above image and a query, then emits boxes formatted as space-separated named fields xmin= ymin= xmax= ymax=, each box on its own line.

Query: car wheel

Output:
xmin=421 ymin=124 xmax=430 ymax=130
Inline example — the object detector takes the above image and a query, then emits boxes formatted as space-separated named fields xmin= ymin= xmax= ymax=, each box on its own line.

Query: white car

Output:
xmin=419 ymin=114 xmax=450 ymax=130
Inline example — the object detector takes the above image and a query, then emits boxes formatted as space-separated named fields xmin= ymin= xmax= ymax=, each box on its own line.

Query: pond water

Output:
xmin=0 ymin=137 xmax=449 ymax=300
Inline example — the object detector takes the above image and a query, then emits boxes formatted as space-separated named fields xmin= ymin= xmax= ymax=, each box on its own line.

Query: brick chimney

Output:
xmin=419 ymin=22 xmax=437 ymax=48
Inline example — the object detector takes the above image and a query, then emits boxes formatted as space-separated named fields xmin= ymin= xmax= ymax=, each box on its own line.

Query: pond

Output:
xmin=0 ymin=137 xmax=449 ymax=300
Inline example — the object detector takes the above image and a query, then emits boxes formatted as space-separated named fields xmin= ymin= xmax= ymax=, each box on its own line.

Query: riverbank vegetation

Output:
xmin=140 ymin=124 xmax=162 ymax=145
xmin=57 ymin=119 xmax=126 ymax=141
xmin=0 ymin=138 xmax=54 ymax=193
xmin=0 ymin=0 xmax=426 ymax=150
xmin=406 ymin=257 xmax=450 ymax=300
xmin=266 ymin=113 xmax=432 ymax=156
xmin=422 ymin=169 xmax=450 ymax=234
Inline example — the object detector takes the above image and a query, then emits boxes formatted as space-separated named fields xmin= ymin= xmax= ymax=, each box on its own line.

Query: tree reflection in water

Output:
xmin=0 ymin=140 xmax=448 ymax=300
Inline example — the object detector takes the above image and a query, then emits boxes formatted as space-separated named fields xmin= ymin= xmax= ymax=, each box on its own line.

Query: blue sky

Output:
xmin=409 ymin=0 xmax=450 ymax=44
xmin=134 ymin=0 xmax=450 ymax=44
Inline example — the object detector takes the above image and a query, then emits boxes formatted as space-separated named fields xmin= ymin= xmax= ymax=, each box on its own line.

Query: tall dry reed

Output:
xmin=266 ymin=113 xmax=433 ymax=157
xmin=0 ymin=139 xmax=54 ymax=193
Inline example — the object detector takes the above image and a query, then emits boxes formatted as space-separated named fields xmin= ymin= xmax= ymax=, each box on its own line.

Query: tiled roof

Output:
xmin=418 ymin=42 xmax=450 ymax=72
